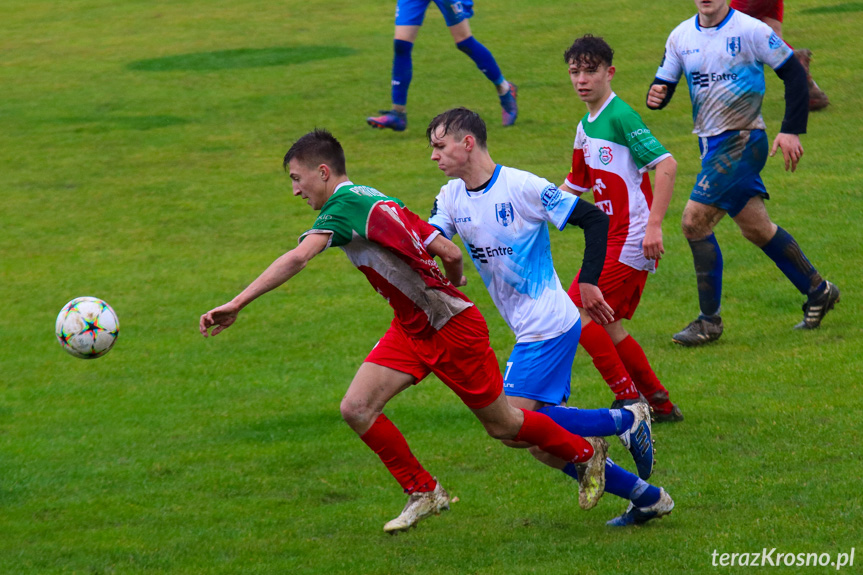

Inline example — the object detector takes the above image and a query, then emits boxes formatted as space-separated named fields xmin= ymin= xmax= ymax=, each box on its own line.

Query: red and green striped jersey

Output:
xmin=299 ymin=182 xmax=472 ymax=337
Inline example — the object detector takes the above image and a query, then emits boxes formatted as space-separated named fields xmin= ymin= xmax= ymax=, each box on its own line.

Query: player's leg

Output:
xmin=353 ymin=325 xmax=449 ymax=532
xmin=733 ymin=196 xmax=839 ymax=329
xmin=367 ymin=0 xmax=427 ymax=131
xmin=568 ymin=275 xmax=639 ymax=402
xmin=440 ymin=1 xmax=518 ymax=126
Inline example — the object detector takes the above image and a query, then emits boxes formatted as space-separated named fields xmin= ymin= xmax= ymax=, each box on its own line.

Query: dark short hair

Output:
xmin=283 ymin=129 xmax=346 ymax=176
xmin=426 ymin=107 xmax=487 ymax=149
xmin=564 ymin=34 xmax=614 ymax=68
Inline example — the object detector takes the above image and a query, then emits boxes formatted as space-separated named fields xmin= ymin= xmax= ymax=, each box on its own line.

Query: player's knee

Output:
xmin=681 ymin=217 xmax=709 ymax=240
xmin=340 ymin=397 xmax=375 ymax=431
xmin=483 ymin=421 xmax=516 ymax=441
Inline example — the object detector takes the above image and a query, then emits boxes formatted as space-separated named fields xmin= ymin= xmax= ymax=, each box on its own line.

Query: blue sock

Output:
xmin=455 ymin=36 xmax=504 ymax=85
xmin=689 ymin=233 xmax=723 ymax=318
xmin=537 ymin=405 xmax=633 ymax=437
xmin=391 ymin=39 xmax=413 ymax=107
xmin=562 ymin=459 xmax=662 ymax=507
xmin=760 ymin=227 xmax=824 ymax=295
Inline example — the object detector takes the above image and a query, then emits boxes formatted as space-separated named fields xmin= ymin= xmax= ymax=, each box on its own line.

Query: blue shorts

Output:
xmin=395 ymin=0 xmax=474 ymax=27
xmin=503 ymin=320 xmax=581 ymax=405
xmin=691 ymin=129 xmax=770 ymax=217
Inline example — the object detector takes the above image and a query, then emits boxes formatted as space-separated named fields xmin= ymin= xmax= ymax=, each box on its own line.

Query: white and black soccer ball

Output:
xmin=55 ymin=297 xmax=120 ymax=359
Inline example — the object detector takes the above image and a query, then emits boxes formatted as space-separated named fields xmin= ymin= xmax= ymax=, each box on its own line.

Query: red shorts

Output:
xmin=365 ymin=305 xmax=503 ymax=409
xmin=568 ymin=259 xmax=649 ymax=321
xmin=730 ymin=0 xmax=783 ymax=22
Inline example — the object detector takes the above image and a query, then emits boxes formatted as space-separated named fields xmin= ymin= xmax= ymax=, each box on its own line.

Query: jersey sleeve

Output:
xmin=428 ymin=187 xmax=457 ymax=240
xmin=565 ymin=125 xmax=591 ymax=192
xmin=655 ymin=28 xmax=684 ymax=83
xmin=519 ymin=173 xmax=579 ymax=231
xmin=616 ymin=109 xmax=672 ymax=172
xmin=401 ymin=206 xmax=441 ymax=248
xmin=298 ymin=193 xmax=355 ymax=247
xmin=749 ymin=19 xmax=793 ymax=70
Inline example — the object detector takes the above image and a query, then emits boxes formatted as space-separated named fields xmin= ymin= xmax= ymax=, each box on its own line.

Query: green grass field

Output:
xmin=2 ymin=1 xmax=862 ymax=573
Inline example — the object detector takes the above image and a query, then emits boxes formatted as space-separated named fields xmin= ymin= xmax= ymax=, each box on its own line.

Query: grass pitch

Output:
xmin=1 ymin=1 xmax=861 ymax=573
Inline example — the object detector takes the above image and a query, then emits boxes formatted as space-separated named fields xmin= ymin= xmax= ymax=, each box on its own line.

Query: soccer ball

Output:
xmin=55 ymin=297 xmax=120 ymax=359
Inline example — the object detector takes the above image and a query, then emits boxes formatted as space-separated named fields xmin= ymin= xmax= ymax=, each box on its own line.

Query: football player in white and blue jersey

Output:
xmin=648 ymin=0 xmax=839 ymax=346
xmin=426 ymin=107 xmax=675 ymax=526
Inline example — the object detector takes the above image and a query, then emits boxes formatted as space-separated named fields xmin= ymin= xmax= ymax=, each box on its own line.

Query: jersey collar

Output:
xmin=695 ymin=7 xmax=735 ymax=31
xmin=464 ymin=164 xmax=502 ymax=197
xmin=587 ymin=92 xmax=616 ymax=123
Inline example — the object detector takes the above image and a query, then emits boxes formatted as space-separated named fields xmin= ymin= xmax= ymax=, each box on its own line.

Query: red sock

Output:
xmin=359 ymin=414 xmax=436 ymax=494
xmin=513 ymin=409 xmax=594 ymax=463
xmin=615 ymin=335 xmax=673 ymax=413
xmin=580 ymin=321 xmax=639 ymax=400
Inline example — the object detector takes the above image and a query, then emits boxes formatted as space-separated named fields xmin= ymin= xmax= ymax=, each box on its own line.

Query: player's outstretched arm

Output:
xmin=643 ymin=155 xmax=677 ymax=260
xmin=199 ymin=233 xmax=329 ymax=337
xmin=770 ymin=56 xmax=809 ymax=172
xmin=427 ymin=234 xmax=467 ymax=286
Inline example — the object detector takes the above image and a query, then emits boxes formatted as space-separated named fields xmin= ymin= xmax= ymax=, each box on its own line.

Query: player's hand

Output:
xmin=579 ymin=283 xmax=615 ymax=325
xmin=200 ymin=302 xmax=240 ymax=337
xmin=770 ymin=133 xmax=803 ymax=172
xmin=642 ymin=226 xmax=665 ymax=260
xmin=646 ymin=84 xmax=667 ymax=109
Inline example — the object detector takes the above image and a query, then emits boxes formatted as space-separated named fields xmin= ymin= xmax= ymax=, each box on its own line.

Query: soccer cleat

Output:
xmin=618 ymin=402 xmax=654 ymax=480
xmin=575 ymin=436 xmax=608 ymax=510
xmin=367 ymin=110 xmax=407 ymax=132
xmin=794 ymin=281 xmax=840 ymax=330
xmin=606 ymin=488 xmax=674 ymax=527
xmin=645 ymin=391 xmax=684 ymax=424
xmin=652 ymin=403 xmax=684 ymax=424
xmin=672 ymin=317 xmax=723 ymax=347
xmin=499 ymin=83 xmax=518 ymax=127
xmin=383 ymin=479 xmax=450 ymax=533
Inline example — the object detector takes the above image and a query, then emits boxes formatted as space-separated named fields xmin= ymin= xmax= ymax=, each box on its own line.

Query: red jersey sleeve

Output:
xmin=566 ymin=147 xmax=592 ymax=192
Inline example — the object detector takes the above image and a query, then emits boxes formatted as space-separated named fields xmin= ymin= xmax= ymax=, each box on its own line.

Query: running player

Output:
xmin=366 ymin=0 xmax=517 ymax=132
xmin=648 ymin=0 xmax=839 ymax=346
xmin=560 ymin=34 xmax=683 ymax=422
xmin=200 ymin=129 xmax=609 ymax=533
xmin=427 ymin=108 xmax=674 ymax=526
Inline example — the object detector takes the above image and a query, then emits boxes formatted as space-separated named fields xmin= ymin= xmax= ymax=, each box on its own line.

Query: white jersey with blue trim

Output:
xmin=429 ymin=165 xmax=579 ymax=343
xmin=655 ymin=8 xmax=794 ymax=137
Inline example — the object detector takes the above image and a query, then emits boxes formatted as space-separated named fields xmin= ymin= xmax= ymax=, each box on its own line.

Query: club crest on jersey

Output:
xmin=495 ymin=202 xmax=514 ymax=227
xmin=599 ymin=146 xmax=613 ymax=165
xmin=726 ymin=36 xmax=741 ymax=57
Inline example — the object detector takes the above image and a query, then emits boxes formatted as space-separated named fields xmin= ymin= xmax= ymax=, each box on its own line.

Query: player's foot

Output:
xmin=367 ymin=110 xmax=407 ymax=132
xmin=672 ymin=316 xmax=723 ymax=347
xmin=500 ymin=83 xmax=518 ymax=127
xmin=652 ymin=403 xmax=684 ymax=423
xmin=795 ymin=49 xmax=830 ymax=111
xmin=618 ymin=402 xmax=654 ymax=480
xmin=575 ymin=437 xmax=608 ymax=510
xmin=610 ymin=395 xmax=646 ymax=410
xmin=383 ymin=479 xmax=450 ymax=533
xmin=794 ymin=281 xmax=840 ymax=330
xmin=645 ymin=391 xmax=684 ymax=424
xmin=606 ymin=487 xmax=674 ymax=527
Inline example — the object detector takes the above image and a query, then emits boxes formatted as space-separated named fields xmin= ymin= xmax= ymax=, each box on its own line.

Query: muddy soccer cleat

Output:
xmin=575 ymin=437 xmax=609 ymax=510
xmin=606 ymin=487 xmax=674 ymax=526
xmin=383 ymin=479 xmax=450 ymax=533
xmin=672 ymin=316 xmax=723 ymax=347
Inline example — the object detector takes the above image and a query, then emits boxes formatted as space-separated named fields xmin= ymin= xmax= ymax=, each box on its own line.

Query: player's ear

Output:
xmin=318 ymin=164 xmax=330 ymax=180
xmin=462 ymin=134 xmax=475 ymax=152
xmin=607 ymin=65 xmax=616 ymax=81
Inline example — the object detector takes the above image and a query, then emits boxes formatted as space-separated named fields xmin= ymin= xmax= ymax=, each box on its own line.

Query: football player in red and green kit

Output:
xmin=199 ymin=129 xmax=609 ymax=533
xmin=561 ymin=35 xmax=683 ymax=423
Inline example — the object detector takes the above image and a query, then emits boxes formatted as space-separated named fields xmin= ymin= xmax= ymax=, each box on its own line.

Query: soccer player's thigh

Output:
xmin=433 ymin=0 xmax=473 ymax=26
xmin=427 ymin=306 xmax=504 ymax=411
xmin=503 ymin=323 xmax=580 ymax=410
